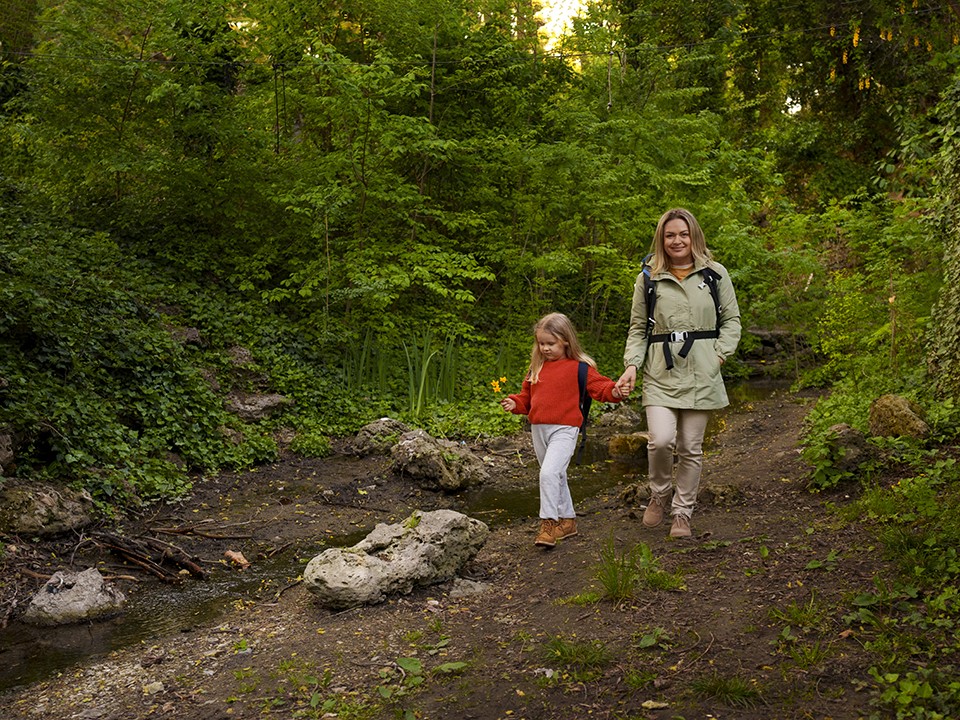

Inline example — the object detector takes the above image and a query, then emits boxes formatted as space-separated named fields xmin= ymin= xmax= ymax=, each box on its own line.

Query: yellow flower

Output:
xmin=491 ymin=377 xmax=508 ymax=394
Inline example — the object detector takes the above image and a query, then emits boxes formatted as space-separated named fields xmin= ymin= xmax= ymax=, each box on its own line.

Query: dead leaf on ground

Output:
xmin=224 ymin=550 xmax=251 ymax=569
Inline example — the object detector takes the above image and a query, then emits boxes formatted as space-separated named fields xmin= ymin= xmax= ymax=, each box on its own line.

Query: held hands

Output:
xmin=615 ymin=365 xmax=637 ymax=398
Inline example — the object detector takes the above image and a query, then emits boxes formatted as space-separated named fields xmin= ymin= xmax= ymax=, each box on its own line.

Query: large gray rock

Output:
xmin=303 ymin=510 xmax=489 ymax=610
xmin=827 ymin=423 xmax=876 ymax=473
xmin=868 ymin=394 xmax=929 ymax=439
xmin=390 ymin=430 xmax=489 ymax=491
xmin=594 ymin=404 xmax=644 ymax=431
xmin=224 ymin=391 xmax=293 ymax=421
xmin=0 ymin=483 xmax=95 ymax=537
xmin=21 ymin=568 xmax=126 ymax=626
xmin=349 ymin=418 xmax=412 ymax=456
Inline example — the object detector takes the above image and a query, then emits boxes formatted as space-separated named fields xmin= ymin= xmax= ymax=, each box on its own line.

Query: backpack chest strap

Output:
xmin=648 ymin=329 xmax=720 ymax=370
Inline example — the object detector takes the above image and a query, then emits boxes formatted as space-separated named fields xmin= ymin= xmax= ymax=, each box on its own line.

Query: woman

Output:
xmin=616 ymin=208 xmax=741 ymax=538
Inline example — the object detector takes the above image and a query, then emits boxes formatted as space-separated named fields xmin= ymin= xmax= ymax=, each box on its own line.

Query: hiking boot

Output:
xmin=642 ymin=496 xmax=665 ymax=528
xmin=535 ymin=519 xmax=558 ymax=547
xmin=554 ymin=518 xmax=578 ymax=540
xmin=670 ymin=514 xmax=691 ymax=538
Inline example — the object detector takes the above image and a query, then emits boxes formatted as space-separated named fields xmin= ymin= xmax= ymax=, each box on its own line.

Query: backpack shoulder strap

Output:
xmin=577 ymin=361 xmax=591 ymax=428
xmin=701 ymin=265 xmax=723 ymax=331
xmin=575 ymin=361 xmax=592 ymax=464
xmin=642 ymin=254 xmax=657 ymax=338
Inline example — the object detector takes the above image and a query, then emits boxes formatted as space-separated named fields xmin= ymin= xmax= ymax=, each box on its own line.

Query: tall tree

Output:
xmin=727 ymin=0 xmax=960 ymax=202
xmin=12 ymin=0 xmax=268 ymax=256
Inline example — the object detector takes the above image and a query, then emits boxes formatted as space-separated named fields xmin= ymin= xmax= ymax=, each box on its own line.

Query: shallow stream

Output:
xmin=0 ymin=379 xmax=787 ymax=692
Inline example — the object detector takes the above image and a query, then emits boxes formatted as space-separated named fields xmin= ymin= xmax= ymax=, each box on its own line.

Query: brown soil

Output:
xmin=0 ymin=386 xmax=887 ymax=720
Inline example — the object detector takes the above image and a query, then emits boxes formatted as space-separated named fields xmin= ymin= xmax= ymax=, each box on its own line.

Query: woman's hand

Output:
xmin=500 ymin=397 xmax=516 ymax=412
xmin=616 ymin=365 xmax=637 ymax=397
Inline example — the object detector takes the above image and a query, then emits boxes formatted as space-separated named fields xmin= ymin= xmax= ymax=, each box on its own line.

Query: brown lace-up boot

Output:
xmin=535 ymin=519 xmax=558 ymax=547
xmin=554 ymin=518 xmax=578 ymax=540
xmin=642 ymin=496 xmax=665 ymax=528
xmin=670 ymin=514 xmax=691 ymax=538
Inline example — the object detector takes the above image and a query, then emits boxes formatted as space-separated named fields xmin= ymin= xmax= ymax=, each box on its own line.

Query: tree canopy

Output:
xmin=1 ymin=0 xmax=959 ymax=491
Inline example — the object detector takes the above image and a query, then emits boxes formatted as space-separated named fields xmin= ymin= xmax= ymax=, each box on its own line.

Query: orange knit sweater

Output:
xmin=507 ymin=358 xmax=621 ymax=427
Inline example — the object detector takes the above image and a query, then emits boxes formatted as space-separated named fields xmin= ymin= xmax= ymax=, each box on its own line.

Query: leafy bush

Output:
xmin=0 ymin=202 xmax=276 ymax=504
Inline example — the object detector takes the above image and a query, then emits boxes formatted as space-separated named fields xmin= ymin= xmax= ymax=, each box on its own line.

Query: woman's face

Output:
xmin=662 ymin=218 xmax=693 ymax=266
xmin=536 ymin=330 xmax=568 ymax=362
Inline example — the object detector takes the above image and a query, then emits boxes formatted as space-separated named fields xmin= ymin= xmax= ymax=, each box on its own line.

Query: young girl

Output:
xmin=501 ymin=313 xmax=623 ymax=547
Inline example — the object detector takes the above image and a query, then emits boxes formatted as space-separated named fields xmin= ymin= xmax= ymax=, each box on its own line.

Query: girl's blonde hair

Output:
xmin=527 ymin=312 xmax=596 ymax=383
xmin=648 ymin=207 xmax=714 ymax=276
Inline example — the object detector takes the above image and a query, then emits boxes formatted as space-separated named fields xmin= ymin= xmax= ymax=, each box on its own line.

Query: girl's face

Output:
xmin=536 ymin=330 xmax=568 ymax=362
xmin=662 ymin=218 xmax=693 ymax=266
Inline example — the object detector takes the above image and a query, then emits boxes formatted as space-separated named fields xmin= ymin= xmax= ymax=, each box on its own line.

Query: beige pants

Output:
xmin=645 ymin=406 xmax=711 ymax=519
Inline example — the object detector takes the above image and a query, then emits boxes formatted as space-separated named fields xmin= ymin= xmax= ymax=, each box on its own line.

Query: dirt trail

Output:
xmin=0 ymin=386 xmax=886 ymax=720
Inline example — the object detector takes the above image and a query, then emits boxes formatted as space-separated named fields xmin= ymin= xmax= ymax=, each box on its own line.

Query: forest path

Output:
xmin=1 ymin=384 xmax=885 ymax=720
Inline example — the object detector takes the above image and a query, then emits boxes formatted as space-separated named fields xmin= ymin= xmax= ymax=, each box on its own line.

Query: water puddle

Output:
xmin=0 ymin=379 xmax=788 ymax=692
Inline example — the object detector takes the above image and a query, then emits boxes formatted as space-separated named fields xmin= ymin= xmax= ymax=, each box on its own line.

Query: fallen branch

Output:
xmin=92 ymin=532 xmax=206 ymax=582
xmin=265 ymin=542 xmax=292 ymax=559
xmin=271 ymin=578 xmax=302 ymax=602
xmin=150 ymin=526 xmax=253 ymax=540
xmin=20 ymin=568 xmax=51 ymax=581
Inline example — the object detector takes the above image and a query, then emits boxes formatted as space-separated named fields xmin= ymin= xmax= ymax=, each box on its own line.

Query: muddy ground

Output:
xmin=0 ymin=386 xmax=889 ymax=720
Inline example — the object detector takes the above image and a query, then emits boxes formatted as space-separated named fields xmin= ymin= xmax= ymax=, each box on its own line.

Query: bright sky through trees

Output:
xmin=538 ymin=0 xmax=584 ymax=47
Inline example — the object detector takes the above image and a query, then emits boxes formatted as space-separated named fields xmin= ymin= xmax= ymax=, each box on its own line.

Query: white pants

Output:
xmin=645 ymin=406 xmax=711 ymax=519
xmin=531 ymin=424 xmax=579 ymax=520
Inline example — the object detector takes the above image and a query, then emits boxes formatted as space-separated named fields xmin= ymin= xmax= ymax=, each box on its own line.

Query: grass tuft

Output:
xmin=691 ymin=670 xmax=763 ymax=708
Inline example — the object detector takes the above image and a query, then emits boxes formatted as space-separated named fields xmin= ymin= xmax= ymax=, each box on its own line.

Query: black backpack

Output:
xmin=642 ymin=258 xmax=723 ymax=370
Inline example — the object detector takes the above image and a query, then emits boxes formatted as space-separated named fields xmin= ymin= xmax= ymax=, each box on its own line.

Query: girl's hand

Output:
xmin=611 ymin=386 xmax=622 ymax=399
xmin=500 ymin=397 xmax=516 ymax=412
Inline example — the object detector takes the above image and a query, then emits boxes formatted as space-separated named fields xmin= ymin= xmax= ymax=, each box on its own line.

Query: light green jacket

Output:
xmin=623 ymin=260 xmax=741 ymax=410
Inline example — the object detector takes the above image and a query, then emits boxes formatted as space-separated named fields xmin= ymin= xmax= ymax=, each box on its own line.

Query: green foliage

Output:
xmin=929 ymin=75 xmax=960 ymax=401
xmin=845 ymin=452 xmax=960 ymax=718
xmin=1 ymin=0 xmax=958 ymax=528
xmin=802 ymin=437 xmax=853 ymax=492
xmin=541 ymin=635 xmax=611 ymax=683
xmin=797 ymin=199 xmax=949 ymax=486
xmin=0 ymin=200 xmax=275 ymax=504
xmin=769 ymin=593 xmax=832 ymax=633
xmin=288 ymin=429 xmax=332 ymax=458
xmin=593 ymin=537 xmax=685 ymax=601
xmin=631 ymin=626 xmax=672 ymax=652
xmin=594 ymin=536 xmax=646 ymax=601
xmin=690 ymin=671 xmax=763 ymax=709
xmin=870 ymin=666 xmax=960 ymax=720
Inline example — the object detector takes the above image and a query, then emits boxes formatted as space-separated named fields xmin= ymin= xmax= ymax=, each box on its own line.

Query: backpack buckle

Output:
xmin=669 ymin=331 xmax=688 ymax=342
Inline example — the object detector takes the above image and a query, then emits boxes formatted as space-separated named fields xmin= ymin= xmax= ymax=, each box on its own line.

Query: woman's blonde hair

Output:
xmin=527 ymin=312 xmax=596 ymax=383
xmin=648 ymin=208 xmax=713 ymax=276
